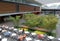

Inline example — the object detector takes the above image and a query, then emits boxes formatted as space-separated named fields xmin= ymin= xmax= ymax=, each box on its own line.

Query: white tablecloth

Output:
xmin=0 ymin=35 xmax=2 ymax=39
xmin=19 ymin=30 xmax=23 ymax=32
xmin=25 ymin=31 xmax=29 ymax=34
xmin=13 ymin=29 xmax=18 ymax=31
xmin=35 ymin=40 xmax=40 ymax=41
xmin=58 ymin=38 xmax=60 ymax=40
xmin=11 ymin=33 xmax=17 ymax=36
xmin=48 ymin=36 xmax=55 ymax=39
xmin=5 ymin=26 xmax=8 ymax=29
xmin=25 ymin=37 xmax=32 ymax=41
xmin=0 ymin=28 xmax=2 ymax=31
xmin=31 ymin=33 xmax=36 ymax=35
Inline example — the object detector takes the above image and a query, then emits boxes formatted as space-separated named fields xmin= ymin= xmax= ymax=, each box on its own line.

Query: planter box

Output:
xmin=20 ymin=25 xmax=49 ymax=32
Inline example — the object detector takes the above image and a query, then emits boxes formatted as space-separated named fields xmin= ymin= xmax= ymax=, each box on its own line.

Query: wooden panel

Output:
xmin=35 ymin=7 xmax=40 ymax=11
xmin=19 ymin=4 xmax=34 ymax=12
xmin=0 ymin=2 xmax=16 ymax=14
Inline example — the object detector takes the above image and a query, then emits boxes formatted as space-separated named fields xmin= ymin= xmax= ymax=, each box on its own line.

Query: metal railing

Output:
xmin=0 ymin=11 xmax=40 ymax=16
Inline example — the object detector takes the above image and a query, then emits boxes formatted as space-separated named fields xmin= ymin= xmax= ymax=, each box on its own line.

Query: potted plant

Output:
xmin=38 ymin=15 xmax=58 ymax=36
xmin=23 ymin=14 xmax=58 ymax=36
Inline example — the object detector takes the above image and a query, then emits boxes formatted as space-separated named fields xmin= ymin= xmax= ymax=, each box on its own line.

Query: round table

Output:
xmin=48 ymin=36 xmax=55 ymax=39
xmin=19 ymin=30 xmax=23 ymax=32
xmin=5 ymin=26 xmax=8 ymax=29
xmin=13 ymin=28 xmax=18 ymax=33
xmin=2 ymin=30 xmax=7 ymax=33
xmin=31 ymin=33 xmax=36 ymax=35
xmin=25 ymin=37 xmax=32 ymax=41
xmin=35 ymin=40 xmax=40 ymax=41
xmin=3 ymin=31 xmax=11 ymax=37
xmin=0 ymin=35 xmax=2 ymax=39
xmin=25 ymin=31 xmax=29 ymax=34
xmin=11 ymin=33 xmax=17 ymax=37
xmin=8 ymin=27 xmax=14 ymax=30
xmin=10 ymin=27 xmax=14 ymax=29
xmin=0 ymin=28 xmax=2 ymax=32
xmin=13 ymin=29 xmax=18 ymax=31
xmin=18 ymin=30 xmax=23 ymax=34
xmin=58 ymin=38 xmax=60 ymax=40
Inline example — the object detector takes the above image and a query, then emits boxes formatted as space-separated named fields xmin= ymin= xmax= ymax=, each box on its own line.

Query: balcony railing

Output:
xmin=0 ymin=11 xmax=40 ymax=16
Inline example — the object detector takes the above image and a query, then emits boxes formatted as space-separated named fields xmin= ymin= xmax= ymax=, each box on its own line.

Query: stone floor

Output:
xmin=56 ymin=17 xmax=60 ymax=38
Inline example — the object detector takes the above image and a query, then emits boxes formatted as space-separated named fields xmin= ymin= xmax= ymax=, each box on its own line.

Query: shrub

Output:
xmin=23 ymin=14 xmax=58 ymax=36
xmin=9 ymin=16 xmax=20 ymax=28
xmin=23 ymin=14 xmax=58 ymax=31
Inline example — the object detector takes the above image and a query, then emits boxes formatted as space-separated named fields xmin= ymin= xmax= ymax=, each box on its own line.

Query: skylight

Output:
xmin=42 ymin=3 xmax=60 ymax=9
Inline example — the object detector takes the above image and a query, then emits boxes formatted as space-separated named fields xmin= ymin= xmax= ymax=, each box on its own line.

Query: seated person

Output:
xmin=18 ymin=34 xmax=26 ymax=41
xmin=18 ymin=35 xmax=23 ymax=41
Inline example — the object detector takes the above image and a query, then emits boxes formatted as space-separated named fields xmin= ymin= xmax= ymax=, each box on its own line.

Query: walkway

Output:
xmin=56 ymin=16 xmax=60 ymax=38
xmin=0 ymin=19 xmax=25 ymax=27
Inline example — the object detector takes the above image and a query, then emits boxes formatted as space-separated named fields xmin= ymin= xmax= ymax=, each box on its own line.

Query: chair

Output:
xmin=11 ymin=27 xmax=14 ymax=30
xmin=31 ymin=32 xmax=37 ymax=38
xmin=0 ymin=35 xmax=2 ymax=41
xmin=57 ymin=38 xmax=60 ymax=41
xmin=0 ymin=28 xmax=2 ymax=33
xmin=3 ymin=31 xmax=11 ymax=37
xmin=1 ymin=38 xmax=7 ymax=41
xmin=35 ymin=39 xmax=43 ymax=41
xmin=11 ymin=33 xmax=17 ymax=37
xmin=25 ymin=37 xmax=32 ymax=41
xmin=1 ymin=25 xmax=6 ymax=29
xmin=18 ymin=30 xmax=23 ymax=35
xmin=5 ymin=26 xmax=9 ymax=30
xmin=2 ymin=30 xmax=7 ymax=33
xmin=0 ymin=26 xmax=2 ymax=29
xmin=31 ymin=33 xmax=36 ymax=36
xmin=47 ymin=36 xmax=55 ymax=39
xmin=24 ymin=31 xmax=30 ymax=36
xmin=11 ymin=33 xmax=18 ymax=40
xmin=47 ymin=36 xmax=55 ymax=41
xmin=13 ymin=28 xmax=18 ymax=33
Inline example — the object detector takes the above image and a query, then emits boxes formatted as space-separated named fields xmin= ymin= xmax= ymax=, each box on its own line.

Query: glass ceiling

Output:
xmin=35 ymin=0 xmax=60 ymax=4
xmin=2 ymin=0 xmax=41 ymax=6
xmin=42 ymin=3 xmax=60 ymax=9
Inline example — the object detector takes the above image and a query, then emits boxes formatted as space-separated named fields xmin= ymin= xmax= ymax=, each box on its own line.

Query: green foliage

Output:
xmin=46 ymin=31 xmax=56 ymax=37
xmin=23 ymin=14 xmax=58 ymax=31
xmin=38 ymin=15 xmax=58 ymax=30
xmin=9 ymin=16 xmax=20 ymax=28
xmin=23 ymin=14 xmax=40 ymax=27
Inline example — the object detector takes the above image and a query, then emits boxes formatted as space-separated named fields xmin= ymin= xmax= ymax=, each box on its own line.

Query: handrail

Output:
xmin=0 ymin=11 xmax=40 ymax=16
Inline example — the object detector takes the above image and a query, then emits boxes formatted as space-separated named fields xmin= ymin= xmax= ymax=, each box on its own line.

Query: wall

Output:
xmin=19 ymin=4 xmax=35 ymax=12
xmin=0 ymin=2 xmax=16 ymax=14
xmin=35 ymin=7 xmax=40 ymax=11
xmin=0 ymin=1 xmax=40 ymax=14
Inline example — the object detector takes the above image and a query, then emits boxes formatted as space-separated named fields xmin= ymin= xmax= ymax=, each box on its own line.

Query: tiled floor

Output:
xmin=0 ymin=19 xmax=58 ymax=41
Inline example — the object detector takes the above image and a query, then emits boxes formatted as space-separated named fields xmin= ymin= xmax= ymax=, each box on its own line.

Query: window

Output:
xmin=16 ymin=0 xmax=22 ymax=3
xmin=3 ymin=0 xmax=22 ymax=3
xmin=3 ymin=0 xmax=11 ymax=1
